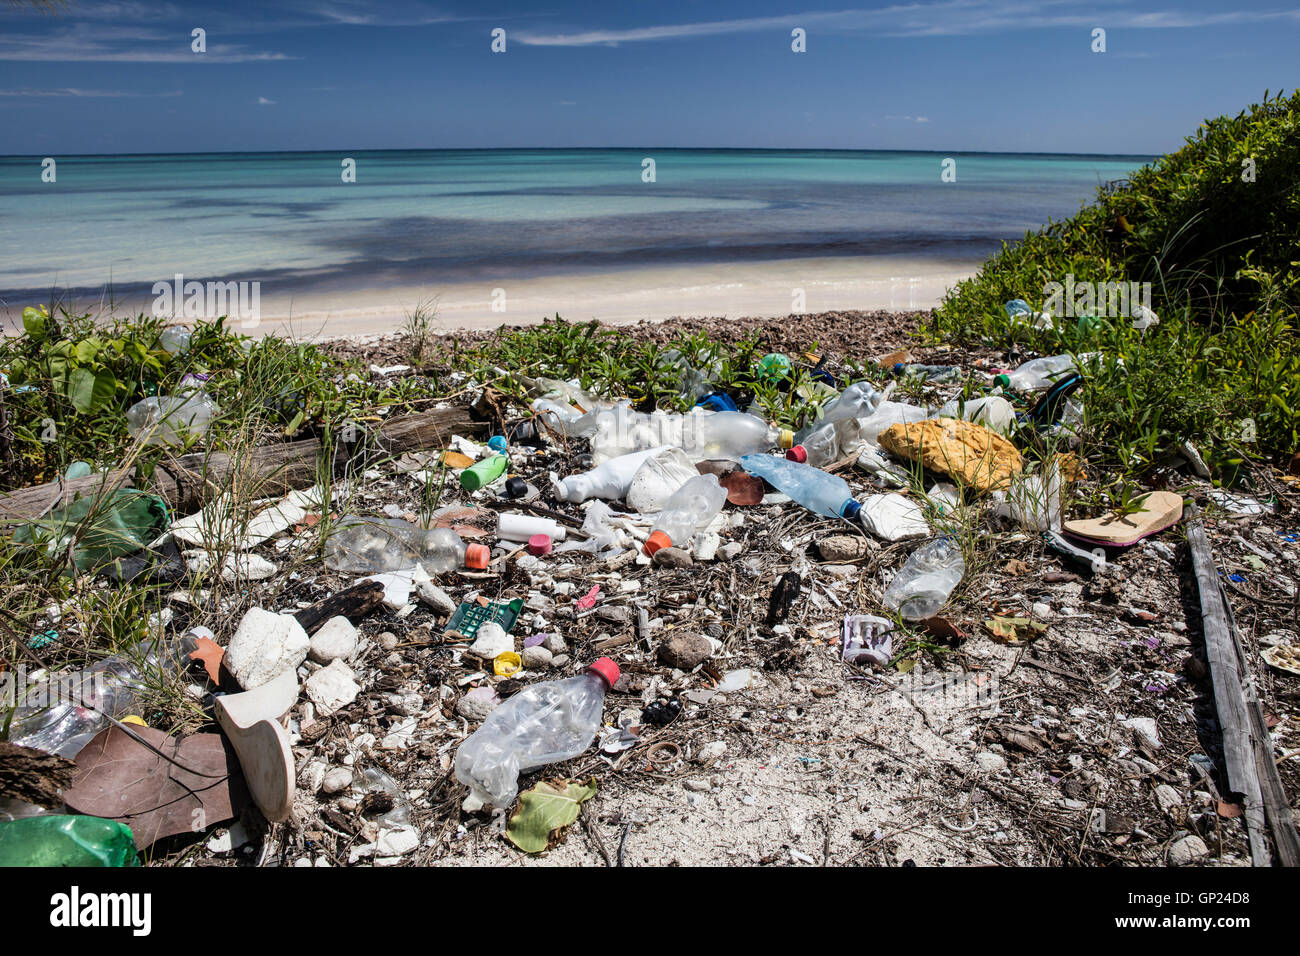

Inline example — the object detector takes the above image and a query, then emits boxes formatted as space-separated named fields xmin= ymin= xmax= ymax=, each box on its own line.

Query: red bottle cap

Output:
xmin=527 ymin=533 xmax=552 ymax=556
xmin=643 ymin=530 xmax=672 ymax=557
xmin=464 ymin=543 xmax=491 ymax=569
xmin=587 ymin=657 xmax=621 ymax=688
xmin=785 ymin=445 xmax=808 ymax=463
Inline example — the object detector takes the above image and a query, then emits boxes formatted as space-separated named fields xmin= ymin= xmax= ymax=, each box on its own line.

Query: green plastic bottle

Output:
xmin=757 ymin=353 xmax=791 ymax=383
xmin=459 ymin=453 xmax=508 ymax=492
xmin=0 ymin=816 xmax=139 ymax=867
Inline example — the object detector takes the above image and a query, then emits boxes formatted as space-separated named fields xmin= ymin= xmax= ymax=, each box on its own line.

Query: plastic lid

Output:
xmin=505 ymin=476 xmax=528 ymax=498
xmin=643 ymin=530 xmax=672 ymax=557
xmin=893 ymin=362 xmax=906 ymax=373
xmin=786 ymin=445 xmax=808 ymax=463
xmin=587 ymin=656 xmax=621 ymax=688
xmin=993 ymin=373 xmax=1011 ymax=389
xmin=842 ymin=499 xmax=862 ymax=521
xmin=464 ymin=543 xmax=491 ymax=569
xmin=527 ymin=533 xmax=552 ymax=556
xmin=778 ymin=428 xmax=794 ymax=450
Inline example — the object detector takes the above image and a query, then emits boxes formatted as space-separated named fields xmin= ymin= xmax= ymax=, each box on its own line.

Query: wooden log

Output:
xmin=294 ymin=580 xmax=386 ymax=635
xmin=0 ymin=405 xmax=485 ymax=523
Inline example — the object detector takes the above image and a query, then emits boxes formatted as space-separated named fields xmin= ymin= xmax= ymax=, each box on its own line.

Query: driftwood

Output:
xmin=0 ymin=405 xmax=485 ymax=523
xmin=294 ymin=580 xmax=386 ymax=635
xmin=1187 ymin=516 xmax=1300 ymax=867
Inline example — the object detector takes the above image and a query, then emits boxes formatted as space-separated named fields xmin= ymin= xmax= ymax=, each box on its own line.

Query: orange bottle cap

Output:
xmin=464 ymin=543 xmax=491 ymax=569
xmin=643 ymin=530 xmax=672 ymax=557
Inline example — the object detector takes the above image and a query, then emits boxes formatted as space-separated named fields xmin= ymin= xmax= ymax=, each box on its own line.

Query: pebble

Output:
xmin=974 ymin=752 xmax=1007 ymax=773
xmin=718 ymin=542 xmax=743 ymax=561
xmin=1168 ymin=834 xmax=1210 ymax=866
xmin=456 ymin=693 xmax=499 ymax=722
xmin=321 ymin=768 xmax=353 ymax=795
xmin=653 ymin=547 xmax=693 ymax=568
xmin=551 ymin=654 xmax=571 ymax=668
xmin=694 ymin=741 xmax=727 ymax=766
xmin=225 ymin=607 xmax=310 ymax=691
xmin=309 ymin=615 xmax=359 ymax=664
xmin=522 ymin=645 xmax=553 ymax=668
xmin=543 ymin=632 xmax=568 ymax=654
xmin=818 ymin=535 xmax=873 ymax=563
xmin=595 ymin=606 xmax=631 ymax=624
xmin=379 ymin=632 xmax=399 ymax=652
xmin=1155 ymin=784 xmax=1182 ymax=813
xmin=684 ymin=778 xmax=711 ymax=792
xmin=304 ymin=660 xmax=361 ymax=716
xmin=658 ymin=632 xmax=713 ymax=670
xmin=298 ymin=761 xmax=327 ymax=792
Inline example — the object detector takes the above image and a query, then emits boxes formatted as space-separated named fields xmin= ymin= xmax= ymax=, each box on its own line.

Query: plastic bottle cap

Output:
xmin=893 ymin=363 xmax=906 ymax=373
xmin=643 ymin=530 xmax=672 ymax=557
xmin=464 ymin=543 xmax=491 ymax=569
xmin=842 ymin=499 xmax=863 ymax=521
xmin=505 ymin=476 xmax=528 ymax=498
xmin=493 ymin=651 xmax=522 ymax=677
xmin=778 ymin=428 xmax=794 ymax=450
xmin=587 ymin=657 xmax=621 ymax=689
xmin=527 ymin=533 xmax=552 ymax=556
xmin=993 ymin=373 xmax=1011 ymax=389
xmin=488 ymin=435 xmax=508 ymax=454
xmin=786 ymin=445 xmax=808 ymax=463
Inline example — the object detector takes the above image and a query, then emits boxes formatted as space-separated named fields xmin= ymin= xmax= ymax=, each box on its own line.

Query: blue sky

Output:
xmin=1 ymin=0 xmax=1297 ymax=155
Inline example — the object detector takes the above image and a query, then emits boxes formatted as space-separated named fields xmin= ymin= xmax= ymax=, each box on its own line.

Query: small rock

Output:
xmin=387 ymin=692 xmax=423 ymax=716
xmin=376 ymin=826 xmax=420 ymax=856
xmin=717 ymin=542 xmax=743 ymax=562
xmin=456 ymin=692 xmax=499 ymax=722
xmin=974 ymin=752 xmax=1007 ymax=773
xmin=225 ymin=607 xmax=311 ymax=691
xmin=658 ymin=632 xmax=712 ymax=670
xmin=466 ymin=622 xmax=513 ymax=660
xmin=379 ymin=632 xmax=399 ymax=651
xmin=684 ymin=778 xmax=711 ymax=793
xmin=305 ymin=660 xmax=360 ymax=716
xmin=1121 ymin=717 xmax=1161 ymax=749
xmin=1155 ymin=784 xmax=1182 ymax=813
xmin=542 ymin=632 xmax=568 ymax=654
xmin=818 ymin=535 xmax=873 ymax=563
xmin=653 ymin=547 xmax=693 ymax=568
xmin=551 ymin=654 xmax=571 ymax=668
xmin=309 ymin=615 xmax=359 ymax=664
xmin=299 ymin=760 xmax=327 ymax=792
xmin=522 ymin=645 xmax=553 ymax=669
xmin=412 ymin=565 xmax=457 ymax=615
xmin=322 ymin=768 xmax=353 ymax=795
xmin=1031 ymin=602 xmax=1052 ymax=619
xmin=595 ymin=606 xmax=631 ymax=625
xmin=1168 ymin=834 xmax=1210 ymax=866
xmin=694 ymin=741 xmax=727 ymax=766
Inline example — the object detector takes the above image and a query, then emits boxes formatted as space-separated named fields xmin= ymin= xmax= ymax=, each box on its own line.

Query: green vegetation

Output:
xmin=930 ymin=90 xmax=1300 ymax=480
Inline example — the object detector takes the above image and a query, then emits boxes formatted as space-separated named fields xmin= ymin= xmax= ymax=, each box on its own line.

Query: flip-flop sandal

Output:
xmin=214 ymin=668 xmax=298 ymax=822
xmin=1062 ymin=490 xmax=1184 ymax=547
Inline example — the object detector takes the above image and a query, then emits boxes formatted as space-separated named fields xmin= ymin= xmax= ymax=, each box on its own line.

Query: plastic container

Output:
xmin=324 ymin=517 xmax=489 ymax=573
xmin=125 ymin=392 xmax=219 ymax=446
xmin=158 ymin=326 xmax=192 ymax=356
xmin=794 ymin=381 xmax=887 ymax=443
xmin=497 ymin=513 xmax=568 ymax=544
xmin=894 ymin=363 xmax=960 ymax=382
xmin=882 ymin=537 xmax=965 ymax=621
xmin=787 ymin=417 xmax=862 ymax=467
xmin=460 ymin=453 xmax=508 ymax=491
xmin=0 ymin=815 xmax=139 ymax=867
xmin=739 ymin=454 xmax=861 ymax=521
xmin=551 ymin=446 xmax=670 ymax=503
xmin=994 ymin=354 xmax=1097 ymax=392
xmin=455 ymin=658 xmax=620 ymax=810
xmin=644 ymin=473 xmax=728 ymax=556
xmin=588 ymin=408 xmax=791 ymax=463
xmin=937 ymin=394 xmax=1016 ymax=435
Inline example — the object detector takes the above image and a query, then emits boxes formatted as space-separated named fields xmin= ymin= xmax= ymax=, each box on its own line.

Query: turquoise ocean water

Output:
xmin=0 ymin=148 xmax=1151 ymax=306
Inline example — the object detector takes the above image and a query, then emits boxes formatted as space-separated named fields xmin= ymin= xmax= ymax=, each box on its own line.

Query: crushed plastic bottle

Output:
xmin=882 ymin=537 xmax=965 ymax=621
xmin=643 ymin=473 xmax=728 ymax=556
xmin=855 ymin=400 xmax=931 ymax=447
xmin=587 ymin=408 xmax=790 ymax=463
xmin=937 ymin=394 xmax=1016 ymax=435
xmin=551 ymin=445 xmax=670 ymax=503
xmin=324 ymin=517 xmax=489 ymax=573
xmin=125 ymin=392 xmax=219 ymax=446
xmin=786 ymin=417 xmax=862 ymax=467
xmin=994 ymin=353 xmax=1097 ymax=392
xmin=0 ymin=815 xmax=139 ymax=867
xmin=658 ymin=348 xmax=719 ymax=403
xmin=739 ymin=454 xmax=861 ymax=521
xmin=158 ymin=326 xmax=192 ymax=356
xmin=455 ymin=658 xmax=620 ymax=810
xmin=794 ymin=381 xmax=888 ymax=443
xmin=894 ymin=363 xmax=960 ymax=383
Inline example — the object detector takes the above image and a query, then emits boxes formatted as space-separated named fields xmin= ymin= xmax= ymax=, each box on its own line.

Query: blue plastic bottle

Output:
xmin=739 ymin=454 xmax=861 ymax=520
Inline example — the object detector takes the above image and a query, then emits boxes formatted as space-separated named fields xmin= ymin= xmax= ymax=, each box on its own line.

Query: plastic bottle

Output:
xmin=794 ymin=381 xmax=887 ymax=443
xmin=882 ymin=537 xmax=965 ymax=621
xmin=159 ymin=326 xmax=192 ymax=356
xmin=455 ymin=657 xmax=621 ymax=810
xmin=0 ymin=815 xmax=139 ymax=867
xmin=739 ymin=454 xmax=861 ymax=521
xmin=497 ymin=513 xmax=569 ymax=544
xmin=552 ymin=445 xmax=670 ymax=503
xmin=460 ymin=453 xmax=508 ymax=491
xmin=324 ymin=517 xmax=489 ymax=573
xmin=643 ymin=473 xmax=728 ymax=556
xmin=125 ymin=392 xmax=220 ymax=446
xmin=786 ymin=417 xmax=862 ymax=467
xmin=588 ymin=408 xmax=791 ymax=463
xmin=894 ymin=363 xmax=960 ymax=382
xmin=937 ymin=394 xmax=1016 ymax=434
xmin=994 ymin=354 xmax=1097 ymax=392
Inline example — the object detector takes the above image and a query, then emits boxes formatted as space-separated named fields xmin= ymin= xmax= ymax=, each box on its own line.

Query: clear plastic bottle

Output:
xmin=324 ymin=518 xmax=489 ymax=573
xmin=455 ymin=658 xmax=620 ymax=810
xmin=893 ymin=363 xmax=961 ymax=382
xmin=643 ymin=473 xmax=728 ymax=556
xmin=855 ymin=400 xmax=931 ymax=447
xmin=794 ymin=381 xmax=886 ymax=443
xmin=739 ymin=454 xmax=861 ymax=521
xmin=786 ymin=417 xmax=862 ymax=467
xmin=589 ymin=408 xmax=791 ymax=463
xmin=0 ymin=815 xmax=139 ymax=867
xmin=994 ymin=354 xmax=1097 ymax=391
xmin=882 ymin=537 xmax=965 ymax=621
xmin=125 ymin=392 xmax=220 ymax=446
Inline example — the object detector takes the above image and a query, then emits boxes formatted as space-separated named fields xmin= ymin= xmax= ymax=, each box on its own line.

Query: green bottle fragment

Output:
xmin=757 ymin=353 xmax=791 ymax=383
xmin=459 ymin=453 xmax=507 ymax=492
xmin=0 ymin=816 xmax=139 ymax=867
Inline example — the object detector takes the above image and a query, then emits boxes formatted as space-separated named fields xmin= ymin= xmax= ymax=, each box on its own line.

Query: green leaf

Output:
xmin=22 ymin=306 xmax=47 ymax=340
xmin=506 ymin=779 xmax=597 ymax=854
xmin=68 ymin=367 xmax=119 ymax=414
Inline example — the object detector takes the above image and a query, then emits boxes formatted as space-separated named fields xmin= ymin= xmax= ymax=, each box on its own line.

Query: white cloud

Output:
xmin=0 ymin=87 xmax=183 ymax=98
xmin=257 ymin=96 xmax=276 ymax=105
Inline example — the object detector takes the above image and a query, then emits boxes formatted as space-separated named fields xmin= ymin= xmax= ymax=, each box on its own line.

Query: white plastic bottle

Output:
xmin=995 ymin=353 xmax=1097 ymax=392
xmin=497 ymin=513 xmax=569 ymax=543
xmin=937 ymin=394 xmax=1016 ymax=434
xmin=643 ymin=473 xmax=729 ymax=556
xmin=455 ymin=658 xmax=620 ymax=810
xmin=882 ymin=537 xmax=965 ymax=621
xmin=551 ymin=446 xmax=671 ymax=503
xmin=794 ymin=381 xmax=887 ymax=443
